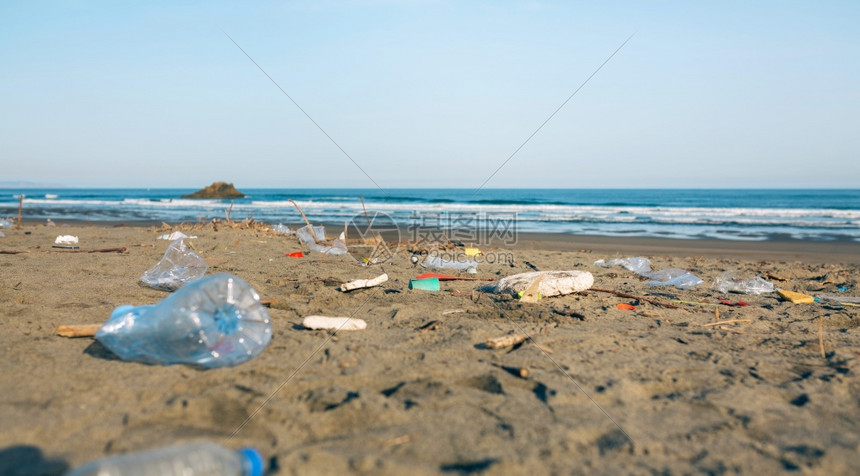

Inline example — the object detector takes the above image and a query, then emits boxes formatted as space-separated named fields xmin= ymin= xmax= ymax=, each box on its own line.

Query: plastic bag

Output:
xmin=711 ymin=271 xmax=774 ymax=295
xmin=482 ymin=270 xmax=594 ymax=297
xmin=141 ymin=239 xmax=208 ymax=291
xmin=422 ymin=254 xmax=478 ymax=272
xmin=645 ymin=268 xmax=704 ymax=289
xmin=595 ymin=257 xmax=702 ymax=290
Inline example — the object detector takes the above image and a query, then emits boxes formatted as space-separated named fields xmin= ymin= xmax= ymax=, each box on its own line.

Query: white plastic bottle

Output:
xmin=66 ymin=441 xmax=264 ymax=476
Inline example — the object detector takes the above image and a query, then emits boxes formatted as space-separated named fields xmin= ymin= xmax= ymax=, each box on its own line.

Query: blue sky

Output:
xmin=1 ymin=1 xmax=858 ymax=189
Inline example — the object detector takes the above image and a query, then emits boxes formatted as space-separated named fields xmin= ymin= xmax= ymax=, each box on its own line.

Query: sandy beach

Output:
xmin=1 ymin=222 xmax=859 ymax=474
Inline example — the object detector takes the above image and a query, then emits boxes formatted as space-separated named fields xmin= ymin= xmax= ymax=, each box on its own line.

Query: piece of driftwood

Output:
xmin=701 ymin=319 xmax=751 ymax=327
xmin=485 ymin=334 xmax=528 ymax=349
xmin=589 ymin=288 xmax=685 ymax=310
xmin=17 ymin=194 xmax=23 ymax=229
xmin=0 ymin=250 xmax=29 ymax=254
xmin=45 ymin=247 xmax=127 ymax=254
xmin=289 ymin=199 xmax=318 ymax=242
xmin=489 ymin=361 xmax=530 ymax=379
xmin=55 ymin=324 xmax=101 ymax=337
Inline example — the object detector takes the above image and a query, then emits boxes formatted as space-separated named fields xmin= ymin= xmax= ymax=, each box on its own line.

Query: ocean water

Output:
xmin=1 ymin=188 xmax=858 ymax=242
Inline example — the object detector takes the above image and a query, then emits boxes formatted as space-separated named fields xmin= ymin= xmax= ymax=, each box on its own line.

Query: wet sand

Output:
xmin=1 ymin=222 xmax=858 ymax=474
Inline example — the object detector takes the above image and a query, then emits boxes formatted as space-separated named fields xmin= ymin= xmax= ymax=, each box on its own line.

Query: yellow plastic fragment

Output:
xmin=777 ymin=289 xmax=815 ymax=304
xmin=464 ymin=247 xmax=481 ymax=257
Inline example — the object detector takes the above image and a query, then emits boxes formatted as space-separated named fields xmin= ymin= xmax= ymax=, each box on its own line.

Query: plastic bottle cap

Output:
xmin=240 ymin=447 xmax=264 ymax=476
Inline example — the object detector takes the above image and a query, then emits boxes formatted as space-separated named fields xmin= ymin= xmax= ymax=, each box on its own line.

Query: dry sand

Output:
xmin=1 ymin=223 xmax=859 ymax=474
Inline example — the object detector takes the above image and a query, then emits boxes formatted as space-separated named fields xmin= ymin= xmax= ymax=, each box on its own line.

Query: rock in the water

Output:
xmin=482 ymin=270 xmax=594 ymax=297
xmin=181 ymin=182 xmax=245 ymax=199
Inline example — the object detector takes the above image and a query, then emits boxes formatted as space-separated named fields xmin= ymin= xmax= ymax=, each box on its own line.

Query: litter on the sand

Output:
xmin=55 ymin=235 xmax=79 ymax=245
xmin=482 ymin=270 xmax=594 ymax=298
xmin=816 ymin=294 xmax=860 ymax=304
xmin=66 ymin=441 xmax=265 ymax=476
xmin=302 ymin=315 xmax=367 ymax=330
xmin=616 ymin=303 xmax=636 ymax=311
xmin=271 ymin=224 xmax=293 ymax=235
xmin=464 ymin=247 xmax=481 ymax=257
xmin=421 ymin=254 xmax=478 ymax=273
xmin=712 ymin=271 xmax=775 ymax=295
xmin=518 ymin=274 xmax=543 ymax=303
xmin=297 ymin=225 xmax=348 ymax=255
xmin=594 ymin=257 xmax=703 ymax=290
xmin=340 ymin=273 xmax=389 ymax=292
xmin=97 ymin=274 xmax=272 ymax=368
xmin=409 ymin=277 xmax=440 ymax=291
xmin=157 ymin=231 xmax=196 ymax=240
xmin=284 ymin=251 xmax=303 ymax=258
xmin=777 ymin=289 xmax=815 ymax=304
xmin=140 ymin=239 xmax=208 ymax=291
xmin=413 ymin=273 xmax=494 ymax=282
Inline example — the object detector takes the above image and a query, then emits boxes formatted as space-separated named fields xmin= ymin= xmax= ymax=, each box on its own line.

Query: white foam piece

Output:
xmin=55 ymin=235 xmax=79 ymax=245
xmin=340 ymin=273 xmax=389 ymax=292
xmin=302 ymin=316 xmax=367 ymax=331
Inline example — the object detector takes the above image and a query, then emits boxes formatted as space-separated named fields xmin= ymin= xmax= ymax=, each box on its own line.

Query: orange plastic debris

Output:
xmin=284 ymin=251 xmax=303 ymax=258
xmin=616 ymin=303 xmax=636 ymax=311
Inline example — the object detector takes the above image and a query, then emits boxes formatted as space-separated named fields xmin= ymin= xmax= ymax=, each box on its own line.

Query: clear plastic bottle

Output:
xmin=140 ymin=238 xmax=209 ymax=291
xmin=96 ymin=274 xmax=272 ymax=368
xmin=66 ymin=441 xmax=264 ymax=476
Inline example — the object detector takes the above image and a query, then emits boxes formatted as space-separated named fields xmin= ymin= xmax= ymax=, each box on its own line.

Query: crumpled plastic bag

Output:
xmin=594 ymin=256 xmax=703 ymax=290
xmin=141 ymin=239 xmax=208 ymax=291
xmin=711 ymin=271 xmax=774 ymax=295
xmin=422 ymin=254 xmax=478 ymax=272
xmin=481 ymin=270 xmax=594 ymax=297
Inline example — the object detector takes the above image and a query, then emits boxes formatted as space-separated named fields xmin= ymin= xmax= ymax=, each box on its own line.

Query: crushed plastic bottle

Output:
xmin=66 ymin=441 xmax=264 ymax=476
xmin=712 ymin=271 xmax=775 ymax=295
xmin=594 ymin=257 xmax=702 ymax=290
xmin=296 ymin=225 xmax=348 ymax=255
xmin=96 ymin=274 xmax=272 ymax=368
xmin=295 ymin=225 xmax=326 ymax=244
xmin=141 ymin=239 xmax=208 ymax=291
xmin=421 ymin=254 xmax=478 ymax=272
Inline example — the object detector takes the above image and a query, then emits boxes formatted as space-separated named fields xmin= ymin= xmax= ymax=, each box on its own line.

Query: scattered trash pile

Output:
xmin=15 ymin=197 xmax=854 ymax=474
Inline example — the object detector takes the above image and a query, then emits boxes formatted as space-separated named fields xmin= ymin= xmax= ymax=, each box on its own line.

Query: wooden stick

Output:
xmin=55 ymin=324 xmax=101 ymax=337
xmin=260 ymin=299 xmax=278 ymax=308
xmin=288 ymin=199 xmax=318 ymax=242
xmin=701 ymin=319 xmax=751 ymax=327
xmin=359 ymin=196 xmax=376 ymax=240
xmin=16 ymin=194 xmax=23 ymax=229
xmin=485 ymin=334 xmax=528 ymax=349
xmin=45 ymin=247 xmax=127 ymax=254
xmin=225 ymin=200 xmax=234 ymax=222
xmin=0 ymin=250 xmax=30 ymax=254
xmin=489 ymin=361 xmax=530 ymax=379
xmin=818 ymin=319 xmax=826 ymax=359
xmin=589 ymin=288 xmax=686 ymax=310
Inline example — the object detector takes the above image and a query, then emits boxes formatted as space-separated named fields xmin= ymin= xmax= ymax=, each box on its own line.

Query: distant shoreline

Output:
xmin=14 ymin=218 xmax=860 ymax=265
